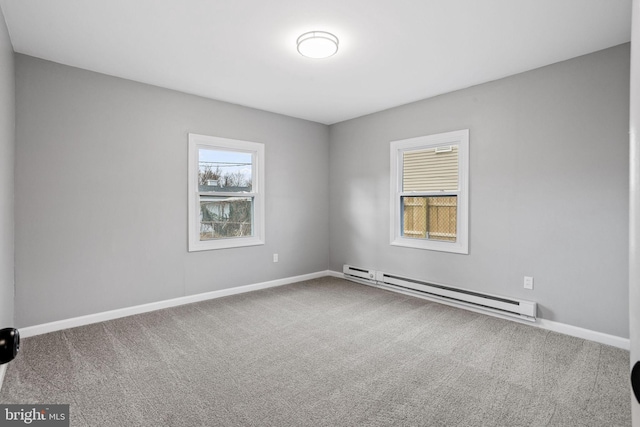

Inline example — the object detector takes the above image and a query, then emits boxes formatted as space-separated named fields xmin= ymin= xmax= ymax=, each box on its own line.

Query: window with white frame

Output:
xmin=390 ymin=129 xmax=469 ymax=254
xmin=188 ymin=133 xmax=265 ymax=251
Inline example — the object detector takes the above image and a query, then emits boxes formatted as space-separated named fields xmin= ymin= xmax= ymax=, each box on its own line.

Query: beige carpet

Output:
xmin=0 ymin=277 xmax=631 ymax=426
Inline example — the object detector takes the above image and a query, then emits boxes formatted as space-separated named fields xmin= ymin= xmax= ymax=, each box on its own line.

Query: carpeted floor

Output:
xmin=0 ymin=277 xmax=631 ymax=426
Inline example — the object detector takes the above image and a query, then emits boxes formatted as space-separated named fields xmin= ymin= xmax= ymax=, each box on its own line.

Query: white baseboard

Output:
xmin=326 ymin=270 xmax=343 ymax=278
xmin=536 ymin=319 xmax=629 ymax=350
xmin=18 ymin=269 xmax=631 ymax=351
xmin=0 ymin=364 xmax=6 ymax=392
xmin=20 ymin=270 xmax=331 ymax=338
xmin=330 ymin=269 xmax=630 ymax=350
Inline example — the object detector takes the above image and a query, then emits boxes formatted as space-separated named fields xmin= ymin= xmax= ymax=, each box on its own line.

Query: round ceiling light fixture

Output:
xmin=296 ymin=31 xmax=339 ymax=59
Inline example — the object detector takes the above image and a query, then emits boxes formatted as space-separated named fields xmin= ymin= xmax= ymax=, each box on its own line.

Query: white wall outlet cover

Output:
xmin=524 ymin=276 xmax=534 ymax=289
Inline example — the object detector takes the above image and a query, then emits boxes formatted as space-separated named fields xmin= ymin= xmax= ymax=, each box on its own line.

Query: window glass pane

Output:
xmin=198 ymin=148 xmax=253 ymax=192
xmin=199 ymin=196 xmax=253 ymax=240
xmin=403 ymin=145 xmax=458 ymax=192
xmin=402 ymin=196 xmax=457 ymax=242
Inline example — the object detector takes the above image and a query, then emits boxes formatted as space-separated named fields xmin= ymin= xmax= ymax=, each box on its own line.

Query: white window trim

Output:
xmin=390 ymin=129 xmax=469 ymax=254
xmin=188 ymin=133 xmax=265 ymax=252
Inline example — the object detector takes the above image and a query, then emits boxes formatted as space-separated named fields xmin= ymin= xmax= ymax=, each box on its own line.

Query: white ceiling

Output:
xmin=0 ymin=0 xmax=632 ymax=125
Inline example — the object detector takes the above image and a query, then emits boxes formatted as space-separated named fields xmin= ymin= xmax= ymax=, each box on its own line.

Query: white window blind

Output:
xmin=403 ymin=146 xmax=459 ymax=192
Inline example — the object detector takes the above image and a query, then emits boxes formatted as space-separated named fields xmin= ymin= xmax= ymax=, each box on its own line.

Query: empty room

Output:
xmin=1 ymin=0 xmax=640 ymax=426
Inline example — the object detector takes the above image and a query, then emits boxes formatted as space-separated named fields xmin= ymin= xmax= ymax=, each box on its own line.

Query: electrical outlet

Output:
xmin=273 ymin=253 xmax=279 ymax=263
xmin=524 ymin=276 xmax=534 ymax=290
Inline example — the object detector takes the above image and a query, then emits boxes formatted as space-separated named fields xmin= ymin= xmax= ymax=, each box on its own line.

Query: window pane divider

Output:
xmin=198 ymin=192 xmax=256 ymax=197
xmin=399 ymin=191 xmax=459 ymax=197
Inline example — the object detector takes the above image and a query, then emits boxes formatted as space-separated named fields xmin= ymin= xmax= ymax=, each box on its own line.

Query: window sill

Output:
xmin=390 ymin=237 xmax=468 ymax=254
xmin=188 ymin=236 xmax=265 ymax=252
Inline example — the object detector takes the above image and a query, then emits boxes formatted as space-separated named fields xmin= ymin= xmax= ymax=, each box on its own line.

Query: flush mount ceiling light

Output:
xmin=296 ymin=31 xmax=339 ymax=59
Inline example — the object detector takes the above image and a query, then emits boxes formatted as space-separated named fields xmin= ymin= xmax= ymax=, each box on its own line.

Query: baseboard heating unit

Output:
xmin=343 ymin=265 xmax=536 ymax=322
xmin=343 ymin=265 xmax=377 ymax=285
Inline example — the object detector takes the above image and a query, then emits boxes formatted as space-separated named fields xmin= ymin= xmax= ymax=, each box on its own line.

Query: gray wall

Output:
xmin=14 ymin=55 xmax=329 ymax=327
xmin=629 ymin=0 xmax=639 ymax=423
xmin=329 ymin=44 xmax=630 ymax=338
xmin=11 ymin=44 xmax=631 ymax=338
xmin=0 ymin=8 xmax=14 ymax=328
